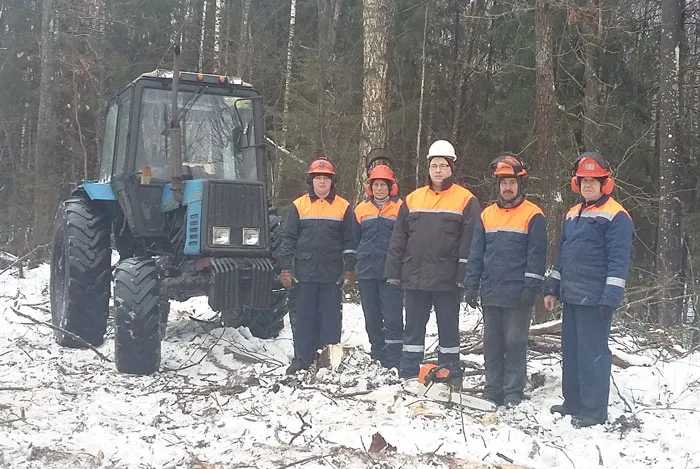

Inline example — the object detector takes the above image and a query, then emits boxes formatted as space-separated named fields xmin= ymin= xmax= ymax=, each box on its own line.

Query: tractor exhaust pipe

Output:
xmin=170 ymin=46 xmax=184 ymax=204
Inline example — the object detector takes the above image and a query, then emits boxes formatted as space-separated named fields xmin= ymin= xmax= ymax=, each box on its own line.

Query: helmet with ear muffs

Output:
xmin=365 ymin=148 xmax=399 ymax=197
xmin=489 ymin=154 xmax=528 ymax=196
xmin=570 ymin=152 xmax=614 ymax=195
xmin=308 ymin=156 xmax=336 ymax=184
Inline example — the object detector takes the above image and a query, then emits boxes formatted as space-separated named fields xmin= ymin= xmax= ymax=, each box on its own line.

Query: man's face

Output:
xmin=580 ymin=177 xmax=603 ymax=202
xmin=371 ymin=180 xmax=389 ymax=199
xmin=312 ymin=174 xmax=332 ymax=198
xmin=499 ymin=177 xmax=519 ymax=202
xmin=428 ymin=157 xmax=452 ymax=185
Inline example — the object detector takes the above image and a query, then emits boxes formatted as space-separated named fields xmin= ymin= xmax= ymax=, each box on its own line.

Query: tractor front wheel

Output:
xmin=114 ymin=258 xmax=162 ymax=375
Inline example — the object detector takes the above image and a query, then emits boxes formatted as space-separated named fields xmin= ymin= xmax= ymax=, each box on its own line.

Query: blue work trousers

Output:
xmin=482 ymin=306 xmax=532 ymax=400
xmin=358 ymin=279 xmax=404 ymax=367
xmin=293 ymin=281 xmax=342 ymax=365
xmin=561 ymin=303 xmax=612 ymax=423
xmin=400 ymin=289 xmax=461 ymax=378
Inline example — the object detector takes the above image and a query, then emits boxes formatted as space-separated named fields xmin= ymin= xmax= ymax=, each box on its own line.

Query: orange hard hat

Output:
xmin=574 ymin=152 xmax=611 ymax=178
xmin=491 ymin=155 xmax=527 ymax=178
xmin=368 ymin=164 xmax=396 ymax=184
xmin=308 ymin=157 xmax=336 ymax=176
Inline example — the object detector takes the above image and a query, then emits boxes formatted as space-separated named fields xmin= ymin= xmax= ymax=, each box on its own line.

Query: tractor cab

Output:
xmin=95 ymin=70 xmax=271 ymax=255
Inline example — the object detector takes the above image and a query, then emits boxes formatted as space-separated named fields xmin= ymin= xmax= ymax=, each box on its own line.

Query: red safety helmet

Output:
xmin=570 ymin=152 xmax=614 ymax=195
xmin=308 ymin=157 xmax=336 ymax=177
xmin=364 ymin=149 xmax=399 ymax=197
xmin=491 ymin=155 xmax=528 ymax=178
xmin=366 ymin=165 xmax=399 ymax=197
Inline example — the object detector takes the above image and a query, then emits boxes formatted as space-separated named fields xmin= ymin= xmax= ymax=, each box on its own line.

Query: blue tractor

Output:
xmin=49 ymin=52 xmax=289 ymax=375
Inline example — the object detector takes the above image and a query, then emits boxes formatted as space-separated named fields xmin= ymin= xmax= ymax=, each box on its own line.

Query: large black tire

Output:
xmin=50 ymin=196 xmax=111 ymax=347
xmin=241 ymin=212 xmax=289 ymax=338
xmin=245 ymin=290 xmax=288 ymax=339
xmin=114 ymin=258 xmax=162 ymax=375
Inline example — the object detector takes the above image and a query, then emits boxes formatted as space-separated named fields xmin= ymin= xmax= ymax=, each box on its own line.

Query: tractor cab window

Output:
xmin=137 ymin=88 xmax=258 ymax=181
xmin=98 ymin=103 xmax=118 ymax=182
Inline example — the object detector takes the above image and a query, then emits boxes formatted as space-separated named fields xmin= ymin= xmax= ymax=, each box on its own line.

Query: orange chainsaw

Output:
xmin=403 ymin=363 xmax=497 ymax=413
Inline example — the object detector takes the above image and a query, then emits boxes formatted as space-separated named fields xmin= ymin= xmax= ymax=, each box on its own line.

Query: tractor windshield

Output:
xmin=136 ymin=88 xmax=258 ymax=181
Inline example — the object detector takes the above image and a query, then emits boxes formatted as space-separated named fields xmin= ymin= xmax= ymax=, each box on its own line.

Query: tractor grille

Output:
xmin=203 ymin=181 xmax=268 ymax=252
xmin=208 ymin=257 xmax=274 ymax=312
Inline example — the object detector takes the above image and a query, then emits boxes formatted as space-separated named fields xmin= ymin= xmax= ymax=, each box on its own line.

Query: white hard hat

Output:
xmin=427 ymin=140 xmax=457 ymax=161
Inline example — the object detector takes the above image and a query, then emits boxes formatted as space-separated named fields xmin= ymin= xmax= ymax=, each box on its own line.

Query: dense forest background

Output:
xmin=0 ymin=0 xmax=697 ymax=332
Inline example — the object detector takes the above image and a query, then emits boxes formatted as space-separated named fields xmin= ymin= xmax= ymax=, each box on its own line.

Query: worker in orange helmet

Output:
xmin=353 ymin=148 xmax=404 ymax=369
xmin=464 ymin=155 xmax=547 ymax=408
xmin=279 ymin=157 xmax=356 ymax=375
xmin=544 ymin=152 xmax=634 ymax=428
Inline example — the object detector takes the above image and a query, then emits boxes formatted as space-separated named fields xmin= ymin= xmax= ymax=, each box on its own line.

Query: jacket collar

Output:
xmin=429 ymin=175 xmax=455 ymax=192
xmin=370 ymin=195 xmax=400 ymax=209
xmin=581 ymin=194 xmax=610 ymax=208
xmin=308 ymin=186 xmax=337 ymax=203
xmin=496 ymin=195 xmax=525 ymax=209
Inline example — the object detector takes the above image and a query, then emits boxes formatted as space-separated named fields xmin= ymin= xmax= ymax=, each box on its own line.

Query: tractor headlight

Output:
xmin=242 ymin=228 xmax=260 ymax=246
xmin=212 ymin=226 xmax=231 ymax=246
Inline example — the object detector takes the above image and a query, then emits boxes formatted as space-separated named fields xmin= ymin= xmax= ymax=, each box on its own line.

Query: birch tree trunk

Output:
xmin=317 ymin=0 xmax=342 ymax=150
xmin=274 ymin=0 xmax=297 ymax=199
xmin=33 ymin=0 xmax=57 ymax=248
xmin=237 ymin=0 xmax=252 ymax=79
xmin=657 ymin=0 xmax=683 ymax=326
xmin=356 ymin=0 xmax=392 ymax=202
xmin=415 ymin=3 xmax=429 ymax=188
xmin=213 ymin=0 xmax=224 ymax=72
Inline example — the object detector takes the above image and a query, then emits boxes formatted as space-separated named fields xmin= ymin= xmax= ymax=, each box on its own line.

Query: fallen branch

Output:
xmin=9 ymin=304 xmax=111 ymax=362
xmin=0 ymin=243 xmax=50 ymax=277
xmin=275 ymin=452 xmax=336 ymax=469
xmin=288 ymin=411 xmax=311 ymax=445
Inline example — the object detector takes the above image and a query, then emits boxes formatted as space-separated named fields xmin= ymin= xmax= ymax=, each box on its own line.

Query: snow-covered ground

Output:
xmin=0 ymin=263 xmax=699 ymax=469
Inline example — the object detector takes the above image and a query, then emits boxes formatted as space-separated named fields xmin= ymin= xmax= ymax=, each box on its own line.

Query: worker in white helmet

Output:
xmin=384 ymin=139 xmax=481 ymax=380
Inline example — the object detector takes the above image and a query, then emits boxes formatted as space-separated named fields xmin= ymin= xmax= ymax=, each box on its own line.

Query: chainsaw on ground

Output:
xmin=402 ymin=363 xmax=497 ymax=413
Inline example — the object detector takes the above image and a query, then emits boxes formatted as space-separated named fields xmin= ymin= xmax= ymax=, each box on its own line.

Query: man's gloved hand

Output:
xmin=280 ymin=270 xmax=293 ymax=289
xmin=599 ymin=306 xmax=615 ymax=320
xmin=519 ymin=288 xmax=538 ymax=309
xmin=386 ymin=278 xmax=401 ymax=286
xmin=342 ymin=270 xmax=356 ymax=293
xmin=464 ymin=289 xmax=479 ymax=309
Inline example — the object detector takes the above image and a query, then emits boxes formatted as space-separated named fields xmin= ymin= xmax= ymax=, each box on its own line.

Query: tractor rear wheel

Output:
xmin=50 ymin=196 xmax=111 ymax=347
xmin=114 ymin=258 xmax=162 ymax=375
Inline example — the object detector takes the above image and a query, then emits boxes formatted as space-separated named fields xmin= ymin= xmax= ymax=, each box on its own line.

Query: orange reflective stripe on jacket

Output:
xmin=482 ymin=200 xmax=544 ymax=234
xmin=354 ymin=199 xmax=402 ymax=223
xmin=405 ymin=185 xmax=474 ymax=214
xmin=294 ymin=193 xmax=350 ymax=221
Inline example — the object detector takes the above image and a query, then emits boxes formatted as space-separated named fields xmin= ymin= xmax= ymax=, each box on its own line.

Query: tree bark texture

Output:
xmin=33 ymin=0 xmax=58 ymax=248
xmin=237 ymin=0 xmax=252 ymax=79
xmin=533 ymin=0 xmax=558 ymax=323
xmin=415 ymin=2 xmax=429 ymax=188
xmin=275 ymin=0 xmax=297 ymax=199
xmin=356 ymin=0 xmax=392 ymax=202
xmin=657 ymin=0 xmax=683 ymax=327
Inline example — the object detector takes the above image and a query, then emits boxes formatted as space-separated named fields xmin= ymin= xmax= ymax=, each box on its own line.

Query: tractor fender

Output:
xmin=79 ymin=181 xmax=117 ymax=201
